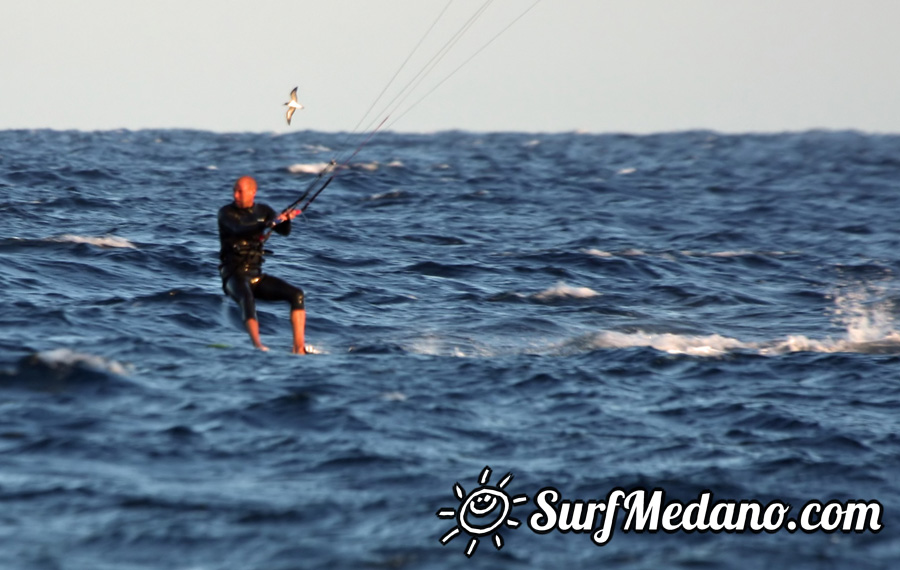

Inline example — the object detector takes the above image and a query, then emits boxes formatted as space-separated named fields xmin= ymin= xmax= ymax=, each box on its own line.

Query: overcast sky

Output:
xmin=3 ymin=0 xmax=899 ymax=134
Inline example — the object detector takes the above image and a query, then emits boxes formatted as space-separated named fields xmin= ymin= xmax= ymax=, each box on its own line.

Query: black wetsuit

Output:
xmin=217 ymin=202 xmax=305 ymax=321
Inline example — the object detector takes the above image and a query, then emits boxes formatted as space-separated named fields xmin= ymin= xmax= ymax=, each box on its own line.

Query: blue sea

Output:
xmin=0 ymin=128 xmax=898 ymax=569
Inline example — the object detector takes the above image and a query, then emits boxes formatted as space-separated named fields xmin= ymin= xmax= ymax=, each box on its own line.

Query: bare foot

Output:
xmin=255 ymin=344 xmax=270 ymax=352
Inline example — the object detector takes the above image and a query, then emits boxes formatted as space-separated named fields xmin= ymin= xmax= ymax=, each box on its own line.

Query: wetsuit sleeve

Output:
xmin=268 ymin=204 xmax=292 ymax=237
xmin=218 ymin=205 xmax=270 ymax=237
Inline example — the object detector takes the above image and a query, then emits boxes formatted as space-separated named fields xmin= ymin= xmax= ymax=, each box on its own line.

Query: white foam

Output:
xmin=407 ymin=335 xmax=455 ymax=357
xmin=581 ymin=248 xmax=647 ymax=258
xmin=759 ymin=333 xmax=900 ymax=355
xmin=381 ymin=391 xmax=407 ymax=401
xmin=680 ymin=250 xmax=791 ymax=258
xmin=51 ymin=234 xmax=137 ymax=249
xmin=287 ymin=162 xmax=332 ymax=175
xmin=577 ymin=331 xmax=749 ymax=357
xmin=758 ymin=335 xmax=835 ymax=355
xmin=709 ymin=250 xmax=757 ymax=258
xmin=354 ymin=162 xmax=380 ymax=172
xmin=397 ymin=283 xmax=900 ymax=360
xmin=833 ymin=286 xmax=897 ymax=344
xmin=533 ymin=282 xmax=600 ymax=301
xmin=758 ymin=284 xmax=900 ymax=354
xmin=570 ymin=283 xmax=900 ymax=357
xmin=404 ymin=334 xmax=494 ymax=358
xmin=33 ymin=348 xmax=130 ymax=376
xmin=302 ymin=144 xmax=332 ymax=153
xmin=583 ymin=248 xmax=614 ymax=258
xmin=369 ymin=190 xmax=405 ymax=201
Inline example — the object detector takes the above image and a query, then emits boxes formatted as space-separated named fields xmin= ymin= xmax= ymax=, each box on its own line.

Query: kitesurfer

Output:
xmin=218 ymin=176 xmax=307 ymax=353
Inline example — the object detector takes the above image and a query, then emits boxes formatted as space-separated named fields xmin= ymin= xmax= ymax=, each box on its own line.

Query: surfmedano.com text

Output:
xmin=528 ymin=488 xmax=883 ymax=545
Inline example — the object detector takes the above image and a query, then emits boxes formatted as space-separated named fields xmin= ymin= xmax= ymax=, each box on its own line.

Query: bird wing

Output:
xmin=286 ymin=106 xmax=295 ymax=125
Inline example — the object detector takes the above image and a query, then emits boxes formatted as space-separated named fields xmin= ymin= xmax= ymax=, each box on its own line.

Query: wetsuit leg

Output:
xmin=252 ymin=275 xmax=305 ymax=310
xmin=224 ymin=274 xmax=258 ymax=321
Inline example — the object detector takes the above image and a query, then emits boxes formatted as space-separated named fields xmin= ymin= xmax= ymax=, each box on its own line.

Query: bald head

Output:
xmin=233 ymin=176 xmax=257 ymax=209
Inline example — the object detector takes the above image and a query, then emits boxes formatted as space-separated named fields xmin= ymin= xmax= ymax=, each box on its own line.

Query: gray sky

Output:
xmin=3 ymin=0 xmax=899 ymax=134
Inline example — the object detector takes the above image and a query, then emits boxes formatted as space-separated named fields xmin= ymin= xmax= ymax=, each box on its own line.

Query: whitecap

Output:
xmin=404 ymin=334 xmax=493 ymax=358
xmin=533 ymin=282 xmax=600 ymax=301
xmin=578 ymin=330 xmax=749 ymax=357
xmin=709 ymin=250 xmax=758 ymax=258
xmin=833 ymin=286 xmax=897 ymax=344
xmin=381 ymin=391 xmax=407 ymax=401
xmin=287 ymin=162 xmax=332 ymax=175
xmin=368 ymin=190 xmax=406 ymax=201
xmin=583 ymin=248 xmax=614 ymax=258
xmin=33 ymin=348 xmax=130 ymax=376
xmin=681 ymin=250 xmax=790 ymax=258
xmin=302 ymin=144 xmax=332 ymax=153
xmin=755 ymin=285 xmax=900 ymax=355
xmin=50 ymin=234 xmax=137 ymax=249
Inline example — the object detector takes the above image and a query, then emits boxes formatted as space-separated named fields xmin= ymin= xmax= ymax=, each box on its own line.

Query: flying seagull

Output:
xmin=284 ymin=87 xmax=304 ymax=125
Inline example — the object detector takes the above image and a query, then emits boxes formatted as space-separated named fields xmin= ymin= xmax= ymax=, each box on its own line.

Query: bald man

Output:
xmin=218 ymin=176 xmax=306 ymax=353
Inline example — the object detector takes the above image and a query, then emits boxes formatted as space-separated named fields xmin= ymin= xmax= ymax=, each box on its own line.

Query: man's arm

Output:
xmin=272 ymin=217 xmax=291 ymax=237
xmin=270 ymin=206 xmax=302 ymax=237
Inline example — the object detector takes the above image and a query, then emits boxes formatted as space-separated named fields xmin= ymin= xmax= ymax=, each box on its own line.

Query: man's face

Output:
xmin=234 ymin=179 xmax=257 ymax=209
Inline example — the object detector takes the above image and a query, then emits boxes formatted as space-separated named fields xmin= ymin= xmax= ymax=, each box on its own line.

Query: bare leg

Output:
xmin=245 ymin=318 xmax=269 ymax=351
xmin=291 ymin=309 xmax=306 ymax=354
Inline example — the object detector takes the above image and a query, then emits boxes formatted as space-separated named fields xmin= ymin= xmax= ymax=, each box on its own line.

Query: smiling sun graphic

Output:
xmin=436 ymin=466 xmax=529 ymax=557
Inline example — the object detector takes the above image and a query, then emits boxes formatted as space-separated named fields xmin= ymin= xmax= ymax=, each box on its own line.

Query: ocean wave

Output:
xmin=29 ymin=348 xmax=131 ymax=376
xmin=565 ymin=324 xmax=900 ymax=357
xmin=352 ymin=161 xmax=380 ymax=172
xmin=401 ymin=333 xmax=478 ymax=358
xmin=48 ymin=234 xmax=137 ymax=249
xmin=368 ymin=189 xmax=409 ymax=201
xmin=286 ymin=162 xmax=332 ymax=174
xmin=559 ymin=330 xmax=748 ymax=357
xmin=680 ymin=250 xmax=793 ymax=258
xmin=405 ymin=260 xmax=495 ymax=278
xmin=583 ymin=248 xmax=793 ymax=260
xmin=556 ymin=283 xmax=900 ymax=357
xmin=3 ymin=130 xmax=900 ymax=568
xmin=583 ymin=248 xmax=648 ymax=257
xmin=759 ymin=334 xmax=900 ymax=355
xmin=0 ymin=348 xmax=132 ymax=392
xmin=532 ymin=282 xmax=601 ymax=301
xmin=582 ymin=248 xmax=614 ymax=258
xmin=554 ymin=329 xmax=900 ymax=357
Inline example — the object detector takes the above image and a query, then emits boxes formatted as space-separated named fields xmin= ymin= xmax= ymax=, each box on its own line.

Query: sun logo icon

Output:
xmin=436 ymin=466 xmax=529 ymax=557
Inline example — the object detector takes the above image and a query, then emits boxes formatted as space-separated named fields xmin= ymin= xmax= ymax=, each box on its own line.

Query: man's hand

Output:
xmin=269 ymin=208 xmax=302 ymax=228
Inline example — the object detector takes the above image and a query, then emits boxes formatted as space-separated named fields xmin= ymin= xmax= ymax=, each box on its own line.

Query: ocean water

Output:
xmin=0 ymin=128 xmax=898 ymax=568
